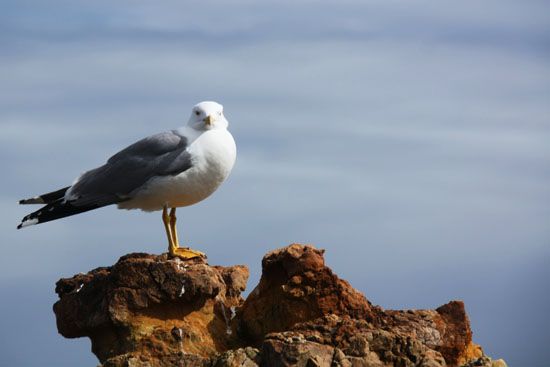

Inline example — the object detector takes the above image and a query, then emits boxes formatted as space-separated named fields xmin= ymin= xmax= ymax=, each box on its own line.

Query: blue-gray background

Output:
xmin=1 ymin=1 xmax=549 ymax=366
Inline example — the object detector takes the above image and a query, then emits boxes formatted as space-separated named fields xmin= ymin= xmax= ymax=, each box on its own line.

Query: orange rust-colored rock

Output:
xmin=238 ymin=244 xmax=384 ymax=343
xmin=385 ymin=301 xmax=485 ymax=367
xmin=53 ymin=244 xmax=504 ymax=367
xmin=435 ymin=301 xmax=483 ymax=366
xmin=54 ymin=253 xmax=248 ymax=366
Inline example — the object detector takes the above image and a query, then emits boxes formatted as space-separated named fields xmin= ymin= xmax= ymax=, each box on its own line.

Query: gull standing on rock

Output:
xmin=17 ymin=101 xmax=236 ymax=259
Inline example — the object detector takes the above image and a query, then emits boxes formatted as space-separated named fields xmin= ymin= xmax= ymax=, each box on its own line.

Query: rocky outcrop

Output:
xmin=54 ymin=253 xmax=248 ymax=366
xmin=239 ymin=245 xmax=383 ymax=343
xmin=53 ymin=244 xmax=506 ymax=367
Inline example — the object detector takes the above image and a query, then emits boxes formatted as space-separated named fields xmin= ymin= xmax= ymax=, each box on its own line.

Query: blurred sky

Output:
xmin=1 ymin=1 xmax=549 ymax=366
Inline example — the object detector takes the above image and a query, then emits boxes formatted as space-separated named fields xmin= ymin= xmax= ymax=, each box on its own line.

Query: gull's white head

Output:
xmin=187 ymin=101 xmax=228 ymax=131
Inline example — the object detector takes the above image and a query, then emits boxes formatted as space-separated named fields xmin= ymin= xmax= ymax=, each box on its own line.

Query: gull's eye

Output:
xmin=218 ymin=111 xmax=223 ymax=116
xmin=195 ymin=111 xmax=200 ymax=116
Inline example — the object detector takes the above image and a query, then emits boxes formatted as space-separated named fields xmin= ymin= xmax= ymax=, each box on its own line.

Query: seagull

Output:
xmin=17 ymin=101 xmax=236 ymax=259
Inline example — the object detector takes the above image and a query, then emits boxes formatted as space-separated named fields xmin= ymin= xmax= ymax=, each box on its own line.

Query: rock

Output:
xmin=53 ymin=244 xmax=506 ymax=367
xmin=459 ymin=356 xmax=508 ymax=367
xmin=238 ymin=244 xmax=383 ymax=343
xmin=261 ymin=336 xmax=335 ymax=367
xmin=54 ymin=253 xmax=248 ymax=366
xmin=270 ymin=315 xmax=446 ymax=367
xmin=212 ymin=347 xmax=260 ymax=367
xmin=491 ymin=360 xmax=508 ymax=367
xmin=385 ymin=301 xmax=483 ymax=366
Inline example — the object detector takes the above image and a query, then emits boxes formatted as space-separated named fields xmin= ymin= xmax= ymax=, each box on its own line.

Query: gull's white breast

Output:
xmin=118 ymin=129 xmax=236 ymax=211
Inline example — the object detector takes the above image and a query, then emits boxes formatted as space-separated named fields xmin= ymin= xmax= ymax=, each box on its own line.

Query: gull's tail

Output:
xmin=17 ymin=200 xmax=100 ymax=229
xmin=18 ymin=187 xmax=100 ymax=229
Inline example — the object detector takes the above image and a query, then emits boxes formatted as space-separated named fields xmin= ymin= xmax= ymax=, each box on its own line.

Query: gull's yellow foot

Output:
xmin=169 ymin=246 xmax=206 ymax=260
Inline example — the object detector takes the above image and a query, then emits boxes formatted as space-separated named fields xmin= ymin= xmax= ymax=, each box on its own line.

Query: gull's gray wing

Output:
xmin=67 ymin=130 xmax=193 ymax=207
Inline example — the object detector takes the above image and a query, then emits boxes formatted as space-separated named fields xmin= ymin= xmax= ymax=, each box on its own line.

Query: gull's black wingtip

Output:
xmin=19 ymin=197 xmax=44 ymax=205
xmin=19 ymin=187 xmax=70 ymax=205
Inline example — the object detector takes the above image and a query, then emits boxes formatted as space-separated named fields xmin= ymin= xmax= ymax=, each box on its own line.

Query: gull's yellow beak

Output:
xmin=203 ymin=115 xmax=215 ymax=126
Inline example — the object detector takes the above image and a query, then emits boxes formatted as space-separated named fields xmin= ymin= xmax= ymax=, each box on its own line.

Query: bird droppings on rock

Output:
xmin=54 ymin=244 xmax=506 ymax=367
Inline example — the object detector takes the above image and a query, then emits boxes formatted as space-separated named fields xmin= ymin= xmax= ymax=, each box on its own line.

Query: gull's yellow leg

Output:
xmin=162 ymin=206 xmax=175 ymax=252
xmin=168 ymin=207 xmax=206 ymax=260
xmin=169 ymin=207 xmax=179 ymax=247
